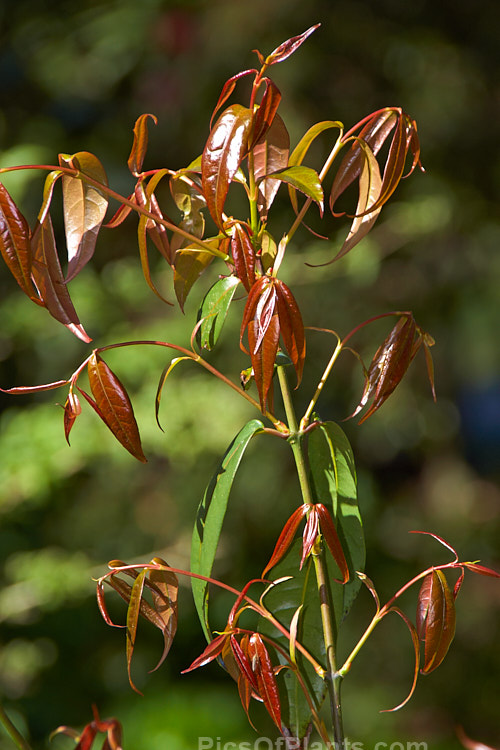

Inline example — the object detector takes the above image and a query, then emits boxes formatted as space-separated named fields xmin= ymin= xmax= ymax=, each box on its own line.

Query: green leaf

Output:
xmin=126 ymin=569 xmax=147 ymax=694
xmin=263 ymin=165 xmax=323 ymax=212
xmin=173 ymin=247 xmax=215 ymax=311
xmin=308 ymin=422 xmax=365 ymax=622
xmin=191 ymin=419 xmax=264 ymax=641
xmin=196 ymin=275 xmax=240 ymax=351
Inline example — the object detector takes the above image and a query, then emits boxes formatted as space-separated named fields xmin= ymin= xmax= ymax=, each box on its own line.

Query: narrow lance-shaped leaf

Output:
xmin=0 ymin=181 xmax=38 ymax=300
xmin=249 ymin=77 xmax=282 ymax=148
xmin=262 ymin=166 xmax=323 ymax=214
xmin=63 ymin=389 xmax=82 ymax=445
xmin=174 ymin=246 xmax=215 ymax=311
xmin=230 ymin=222 xmax=255 ymax=292
xmin=253 ymin=113 xmax=290 ymax=220
xmin=247 ymin=633 xmax=282 ymax=730
xmin=262 ymin=505 xmax=308 ymax=578
xmin=126 ymin=569 xmax=147 ymax=694
xmin=59 ymin=151 xmax=109 ymax=281
xmin=417 ymin=569 xmax=456 ymax=674
xmin=288 ymin=120 xmax=343 ymax=214
xmin=275 ymin=279 xmax=305 ymax=386
xmin=31 ymin=214 xmax=92 ymax=342
xmin=170 ymin=172 xmax=205 ymax=255
xmin=264 ymin=24 xmax=320 ymax=66
xmin=148 ymin=558 xmax=179 ymax=672
xmin=196 ymin=275 xmax=240 ymax=351
xmin=201 ymin=104 xmax=253 ymax=229
xmin=380 ymin=607 xmax=420 ymax=712
xmin=127 ymin=113 xmax=157 ymax=175
xmin=87 ymin=352 xmax=147 ymax=463
xmin=210 ymin=69 xmax=258 ymax=128
xmin=135 ymin=180 xmax=173 ymax=305
xmin=191 ymin=419 xmax=264 ymax=641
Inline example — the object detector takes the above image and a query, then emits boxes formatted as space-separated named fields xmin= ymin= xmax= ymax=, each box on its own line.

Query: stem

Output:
xmin=0 ymin=703 xmax=32 ymax=750
xmin=301 ymin=334 xmax=343 ymax=429
xmin=276 ymin=365 xmax=345 ymax=748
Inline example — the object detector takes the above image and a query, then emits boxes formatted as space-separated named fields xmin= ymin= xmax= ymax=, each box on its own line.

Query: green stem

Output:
xmin=301 ymin=335 xmax=343 ymax=429
xmin=0 ymin=703 xmax=32 ymax=750
xmin=276 ymin=365 xmax=345 ymax=748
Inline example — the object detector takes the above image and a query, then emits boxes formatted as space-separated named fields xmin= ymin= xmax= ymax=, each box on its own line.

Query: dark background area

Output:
xmin=0 ymin=1 xmax=499 ymax=748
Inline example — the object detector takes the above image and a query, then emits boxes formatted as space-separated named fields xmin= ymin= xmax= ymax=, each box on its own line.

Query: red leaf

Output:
xmin=300 ymin=508 xmax=319 ymax=569
xmin=262 ymin=505 xmax=308 ymax=577
xmin=464 ymin=563 xmax=500 ymax=579
xmin=210 ymin=69 xmax=258 ymax=129
xmin=0 ymin=379 xmax=68 ymax=395
xmin=230 ymin=634 xmax=259 ymax=692
xmin=253 ymin=114 xmax=290 ymax=220
xmin=182 ymin=633 xmax=228 ymax=673
xmin=264 ymin=24 xmax=320 ymax=66
xmin=126 ymin=569 xmax=147 ymax=694
xmin=241 ymin=277 xmax=279 ymax=411
xmin=381 ymin=607 xmax=420 ymax=712
xmin=202 ymin=104 xmax=253 ymax=229
xmin=127 ymin=113 xmax=158 ymax=175
xmin=275 ymin=280 xmax=305 ymax=386
xmin=87 ymin=353 xmax=147 ymax=462
xmin=0 ymin=181 xmax=38 ymax=299
xmin=104 ymin=195 xmax=135 ymax=228
xmin=147 ymin=559 xmax=179 ymax=672
xmin=31 ymin=214 xmax=92 ymax=342
xmin=250 ymin=78 xmax=282 ymax=147
xmin=315 ymin=504 xmax=349 ymax=583
xmin=247 ymin=633 xmax=282 ymax=730
xmin=230 ymin=222 xmax=255 ymax=292
xmin=63 ymin=389 xmax=81 ymax=445
xmin=416 ymin=569 xmax=456 ymax=674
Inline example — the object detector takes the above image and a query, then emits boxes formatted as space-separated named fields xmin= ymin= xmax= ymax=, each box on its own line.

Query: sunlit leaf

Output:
xmin=127 ymin=113 xmax=157 ymax=175
xmin=181 ymin=632 xmax=228 ymax=673
xmin=136 ymin=169 xmax=173 ymax=264
xmin=210 ymin=69 xmax=258 ymax=128
xmin=196 ymin=275 xmax=240 ymax=351
xmin=262 ymin=165 xmax=323 ymax=213
xmin=148 ymin=559 xmax=179 ymax=671
xmin=250 ymin=78 xmax=282 ymax=148
xmin=104 ymin=195 xmax=135 ymax=229
xmin=201 ymin=104 xmax=253 ymax=228
xmin=174 ymin=246 xmax=215 ymax=311
xmin=315 ymin=504 xmax=349 ymax=583
xmin=31 ymin=214 xmax=92 ymax=342
xmin=135 ymin=180 xmax=173 ymax=305
xmin=63 ymin=389 xmax=81 ymax=445
xmin=0 ymin=181 xmax=38 ymax=300
xmin=463 ymin=563 xmax=500 ymax=579
xmin=191 ymin=420 xmax=264 ymax=640
xmin=230 ymin=222 xmax=255 ymax=292
xmin=126 ymin=569 xmax=147 ymax=694
xmin=417 ymin=569 xmax=456 ymax=674
xmin=262 ymin=505 xmax=308 ymax=578
xmin=265 ymin=24 xmax=320 ymax=66
xmin=38 ymin=169 xmax=63 ymax=224
xmin=0 ymin=379 xmax=68 ymax=395
xmin=155 ymin=356 xmax=192 ymax=430
xmin=253 ymin=114 xmax=290 ymax=220
xmin=59 ymin=151 xmax=109 ymax=281
xmin=87 ymin=352 xmax=147 ymax=462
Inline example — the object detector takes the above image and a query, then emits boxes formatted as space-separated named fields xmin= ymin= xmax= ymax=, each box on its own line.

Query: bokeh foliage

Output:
xmin=0 ymin=1 xmax=499 ymax=748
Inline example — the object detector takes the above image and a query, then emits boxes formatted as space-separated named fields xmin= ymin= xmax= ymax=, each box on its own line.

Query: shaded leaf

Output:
xmin=127 ymin=113 xmax=157 ymax=175
xmin=87 ymin=352 xmax=147 ymax=462
xmin=174 ymin=246 xmax=215 ymax=311
xmin=265 ymin=24 xmax=320 ymax=66
xmin=248 ymin=633 xmax=282 ymax=730
xmin=59 ymin=151 xmax=109 ymax=281
xmin=253 ymin=113 xmax=290 ymax=220
xmin=201 ymin=104 xmax=253 ymax=228
xmin=196 ymin=275 xmax=240 ymax=351
xmin=230 ymin=222 xmax=255 ymax=292
xmin=104 ymin=197 xmax=135 ymax=229
xmin=416 ymin=569 xmax=456 ymax=674
xmin=148 ymin=559 xmax=179 ymax=671
xmin=170 ymin=172 xmax=206 ymax=254
xmin=381 ymin=607 xmax=420 ymax=712
xmin=136 ymin=170 xmax=173 ymax=264
xmin=0 ymin=181 xmax=38 ymax=299
xmin=126 ymin=569 xmax=147 ymax=694
xmin=38 ymin=170 xmax=63 ymax=224
xmin=191 ymin=420 xmax=264 ymax=640
xmin=31 ymin=214 xmax=92 ymax=342
xmin=63 ymin=389 xmax=81 ymax=445
xmin=250 ymin=78 xmax=282 ymax=148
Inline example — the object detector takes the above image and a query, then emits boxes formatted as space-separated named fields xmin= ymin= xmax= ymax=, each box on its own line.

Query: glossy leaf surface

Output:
xmin=191 ymin=420 xmax=264 ymax=640
xmin=59 ymin=151 xmax=109 ymax=281
xmin=230 ymin=222 xmax=255 ymax=292
xmin=263 ymin=166 xmax=323 ymax=212
xmin=201 ymin=104 xmax=253 ymax=228
xmin=0 ymin=181 xmax=37 ymax=299
xmin=31 ymin=215 xmax=92 ymax=342
xmin=254 ymin=114 xmax=290 ymax=220
xmin=196 ymin=275 xmax=240 ymax=351
xmin=87 ymin=353 xmax=146 ymax=462
xmin=417 ymin=569 xmax=456 ymax=674
xmin=247 ymin=633 xmax=282 ymax=729
xmin=174 ymin=247 xmax=215 ymax=311
xmin=265 ymin=24 xmax=320 ymax=66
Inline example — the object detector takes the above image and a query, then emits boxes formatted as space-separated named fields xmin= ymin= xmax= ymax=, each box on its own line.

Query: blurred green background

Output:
xmin=0 ymin=0 xmax=499 ymax=748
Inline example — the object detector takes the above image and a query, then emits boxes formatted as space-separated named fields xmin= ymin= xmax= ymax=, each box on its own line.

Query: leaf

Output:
xmin=196 ymin=275 xmax=240 ymax=351
xmin=135 ymin=180 xmax=173 ymax=304
xmin=191 ymin=419 xmax=264 ymax=641
xmin=126 ymin=569 xmax=147 ymax=694
xmin=87 ymin=352 xmax=147 ymax=462
xmin=155 ymin=356 xmax=192 ymax=430
xmin=253 ymin=113 xmax=290 ymax=220
xmin=0 ymin=181 xmax=38 ymax=299
xmin=31 ymin=215 xmax=92 ymax=342
xmin=262 ymin=166 xmax=323 ymax=213
xmin=38 ymin=170 xmax=64 ymax=224
xmin=333 ymin=142 xmax=382 ymax=261
xmin=170 ymin=172 xmax=206 ymax=254
xmin=136 ymin=170 xmax=173 ymax=264
xmin=416 ymin=569 xmax=456 ymax=674
xmin=350 ymin=315 xmax=418 ymax=424
xmin=289 ymin=121 xmax=343 ymax=170
xmin=265 ymin=24 xmax=320 ymax=66
xmin=63 ymin=390 xmax=81 ymax=445
xmin=210 ymin=69 xmax=258 ymax=128
xmin=59 ymin=151 xmax=109 ymax=281
xmin=308 ymin=421 xmax=365 ymax=621
xmin=148 ymin=559 xmax=179 ymax=672
xmin=381 ymin=607 xmax=420 ymax=712
xmin=0 ymin=379 xmax=68 ymax=395
xmin=315 ymin=504 xmax=349 ymax=583
xmin=230 ymin=222 xmax=255 ymax=292
xmin=174 ymin=247 xmax=215 ymax=311
xmin=262 ymin=505 xmax=308 ymax=578
xmin=464 ymin=563 xmax=500 ymax=579
xmin=127 ymin=113 xmax=157 ymax=175
xmin=250 ymin=78 xmax=282 ymax=148
xmin=201 ymin=104 xmax=253 ymax=228
xmin=247 ymin=633 xmax=282 ymax=729
xmin=275 ymin=280 xmax=306 ymax=386
xmin=181 ymin=632 xmax=228 ymax=673
xmin=240 ymin=276 xmax=280 ymax=411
